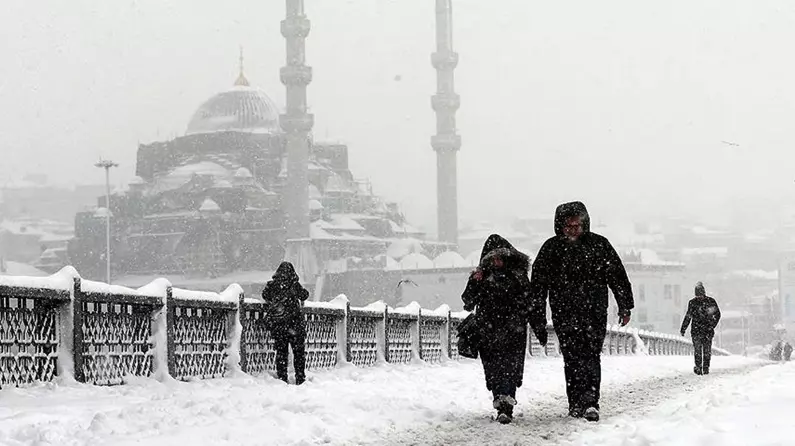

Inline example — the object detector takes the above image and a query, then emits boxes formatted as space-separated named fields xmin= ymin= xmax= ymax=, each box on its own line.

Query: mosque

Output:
xmin=67 ymin=0 xmax=464 ymax=296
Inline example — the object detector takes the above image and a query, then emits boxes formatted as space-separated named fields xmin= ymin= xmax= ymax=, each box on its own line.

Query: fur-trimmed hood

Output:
xmin=479 ymin=234 xmax=530 ymax=272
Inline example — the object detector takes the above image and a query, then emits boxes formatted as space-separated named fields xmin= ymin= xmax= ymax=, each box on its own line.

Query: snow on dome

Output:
xmin=433 ymin=251 xmax=467 ymax=268
xmin=308 ymin=199 xmax=324 ymax=211
xmin=186 ymin=86 xmax=280 ymax=136
xmin=234 ymin=167 xmax=253 ymax=179
xmin=387 ymin=239 xmax=424 ymax=260
xmin=399 ymin=253 xmax=433 ymax=270
xmin=465 ymin=249 xmax=481 ymax=267
xmin=199 ymin=198 xmax=221 ymax=212
xmin=94 ymin=207 xmax=113 ymax=218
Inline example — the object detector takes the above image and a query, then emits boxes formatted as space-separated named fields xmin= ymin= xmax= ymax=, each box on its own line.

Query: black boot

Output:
xmin=583 ymin=407 xmax=600 ymax=422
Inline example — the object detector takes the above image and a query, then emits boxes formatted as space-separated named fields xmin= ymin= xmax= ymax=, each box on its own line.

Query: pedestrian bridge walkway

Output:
xmin=0 ymin=355 xmax=784 ymax=446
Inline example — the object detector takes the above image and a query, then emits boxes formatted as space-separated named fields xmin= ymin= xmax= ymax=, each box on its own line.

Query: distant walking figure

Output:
xmin=680 ymin=281 xmax=721 ymax=375
xmin=262 ymin=262 xmax=309 ymax=385
xmin=461 ymin=234 xmax=548 ymax=424
xmin=530 ymin=201 xmax=634 ymax=422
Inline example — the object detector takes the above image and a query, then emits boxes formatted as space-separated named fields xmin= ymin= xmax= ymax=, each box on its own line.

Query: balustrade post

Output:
xmin=55 ymin=278 xmax=77 ymax=381
xmin=237 ymin=293 xmax=248 ymax=374
xmin=165 ymin=286 xmax=176 ymax=378
xmin=544 ymin=326 xmax=556 ymax=356
xmin=444 ymin=310 xmax=452 ymax=360
xmin=344 ymin=301 xmax=352 ymax=363
xmin=414 ymin=308 xmax=423 ymax=361
xmin=71 ymin=277 xmax=86 ymax=383
xmin=223 ymin=291 xmax=244 ymax=376
xmin=383 ymin=306 xmax=390 ymax=363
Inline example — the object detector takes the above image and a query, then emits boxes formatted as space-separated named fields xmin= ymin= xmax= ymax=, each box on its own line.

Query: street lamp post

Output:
xmin=95 ymin=159 xmax=118 ymax=284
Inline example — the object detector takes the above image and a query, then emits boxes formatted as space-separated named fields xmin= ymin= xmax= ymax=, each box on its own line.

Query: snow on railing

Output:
xmin=0 ymin=268 xmax=723 ymax=388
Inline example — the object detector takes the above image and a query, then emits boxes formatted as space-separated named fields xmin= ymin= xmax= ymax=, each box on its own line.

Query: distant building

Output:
xmin=608 ymin=249 xmax=691 ymax=335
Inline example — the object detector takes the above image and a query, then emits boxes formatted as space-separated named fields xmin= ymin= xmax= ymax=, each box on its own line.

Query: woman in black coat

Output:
xmin=461 ymin=234 xmax=548 ymax=424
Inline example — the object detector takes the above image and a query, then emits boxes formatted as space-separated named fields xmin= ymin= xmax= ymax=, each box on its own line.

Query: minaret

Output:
xmin=281 ymin=0 xmax=313 ymax=239
xmin=431 ymin=0 xmax=461 ymax=247
xmin=235 ymin=46 xmax=250 ymax=87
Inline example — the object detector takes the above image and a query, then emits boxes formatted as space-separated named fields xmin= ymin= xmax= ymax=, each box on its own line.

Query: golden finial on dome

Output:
xmin=234 ymin=45 xmax=250 ymax=86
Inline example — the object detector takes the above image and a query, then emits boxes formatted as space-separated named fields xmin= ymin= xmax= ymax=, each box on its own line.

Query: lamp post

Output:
xmin=95 ymin=159 xmax=118 ymax=284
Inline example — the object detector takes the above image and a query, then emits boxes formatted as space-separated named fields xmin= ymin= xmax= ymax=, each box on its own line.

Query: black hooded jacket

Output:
xmin=262 ymin=262 xmax=309 ymax=326
xmin=461 ymin=234 xmax=547 ymax=346
xmin=530 ymin=202 xmax=634 ymax=331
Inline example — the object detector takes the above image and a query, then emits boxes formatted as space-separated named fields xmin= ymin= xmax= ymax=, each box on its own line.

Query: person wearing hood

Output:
xmin=680 ymin=282 xmax=721 ymax=375
xmin=530 ymin=202 xmax=634 ymax=422
xmin=461 ymin=234 xmax=548 ymax=424
xmin=262 ymin=261 xmax=310 ymax=385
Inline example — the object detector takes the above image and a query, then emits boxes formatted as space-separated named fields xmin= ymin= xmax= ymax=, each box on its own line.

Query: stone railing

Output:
xmin=0 ymin=267 xmax=727 ymax=388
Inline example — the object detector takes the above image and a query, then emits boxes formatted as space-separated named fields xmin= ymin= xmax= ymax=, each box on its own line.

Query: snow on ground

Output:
xmin=0 ymin=355 xmax=767 ymax=446
xmin=566 ymin=360 xmax=795 ymax=446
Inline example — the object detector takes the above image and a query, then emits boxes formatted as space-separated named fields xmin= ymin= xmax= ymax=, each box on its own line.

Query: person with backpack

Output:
xmin=262 ymin=261 xmax=309 ymax=385
xmin=461 ymin=234 xmax=548 ymax=424
xmin=680 ymin=281 xmax=721 ymax=375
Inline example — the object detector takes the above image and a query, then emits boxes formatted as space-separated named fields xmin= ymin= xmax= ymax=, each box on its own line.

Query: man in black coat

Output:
xmin=680 ymin=282 xmax=721 ymax=375
xmin=461 ymin=234 xmax=548 ymax=424
xmin=262 ymin=261 xmax=310 ymax=384
xmin=530 ymin=201 xmax=634 ymax=422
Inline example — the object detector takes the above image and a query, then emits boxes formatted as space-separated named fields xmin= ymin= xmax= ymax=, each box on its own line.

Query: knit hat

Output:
xmin=695 ymin=281 xmax=706 ymax=297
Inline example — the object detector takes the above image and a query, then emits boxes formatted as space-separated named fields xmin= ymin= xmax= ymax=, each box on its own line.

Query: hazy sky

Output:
xmin=2 ymin=0 xmax=794 ymax=233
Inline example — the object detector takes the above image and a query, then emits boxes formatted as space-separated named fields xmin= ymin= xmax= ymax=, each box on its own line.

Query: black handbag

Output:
xmin=456 ymin=311 xmax=481 ymax=359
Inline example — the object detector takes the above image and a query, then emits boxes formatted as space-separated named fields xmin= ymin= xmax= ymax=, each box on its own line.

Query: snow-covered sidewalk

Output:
xmin=0 ymin=355 xmax=766 ymax=446
xmin=565 ymin=360 xmax=795 ymax=446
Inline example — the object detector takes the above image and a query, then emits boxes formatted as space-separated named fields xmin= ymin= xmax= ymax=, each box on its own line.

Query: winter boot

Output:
xmin=693 ymin=366 xmax=702 ymax=375
xmin=493 ymin=395 xmax=516 ymax=424
xmin=583 ymin=407 xmax=600 ymax=422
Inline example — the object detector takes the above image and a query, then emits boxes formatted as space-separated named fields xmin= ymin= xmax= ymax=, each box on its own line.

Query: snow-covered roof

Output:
xmin=387 ymin=238 xmax=424 ymax=259
xmin=682 ymin=247 xmax=729 ymax=257
xmin=433 ymin=251 xmax=467 ymax=268
xmin=199 ymin=198 xmax=221 ymax=213
xmin=726 ymin=270 xmax=778 ymax=281
xmin=634 ymin=249 xmax=685 ymax=266
xmin=0 ymin=261 xmax=48 ymax=277
xmin=399 ymin=253 xmax=434 ymax=270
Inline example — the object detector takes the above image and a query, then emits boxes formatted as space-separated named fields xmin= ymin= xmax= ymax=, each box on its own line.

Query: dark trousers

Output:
xmin=692 ymin=335 xmax=713 ymax=374
xmin=479 ymin=343 xmax=525 ymax=399
xmin=558 ymin=327 xmax=605 ymax=410
xmin=272 ymin=323 xmax=307 ymax=383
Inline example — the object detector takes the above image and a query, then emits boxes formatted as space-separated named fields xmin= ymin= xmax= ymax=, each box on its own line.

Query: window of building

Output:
xmin=638 ymin=284 xmax=646 ymax=302
xmin=664 ymin=284 xmax=672 ymax=300
xmin=674 ymin=284 xmax=681 ymax=306
xmin=672 ymin=314 xmax=680 ymax=329
xmin=638 ymin=309 xmax=647 ymax=323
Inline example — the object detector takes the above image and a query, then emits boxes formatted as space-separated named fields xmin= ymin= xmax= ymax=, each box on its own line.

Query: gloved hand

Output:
xmin=680 ymin=331 xmax=685 ymax=337
xmin=618 ymin=309 xmax=631 ymax=327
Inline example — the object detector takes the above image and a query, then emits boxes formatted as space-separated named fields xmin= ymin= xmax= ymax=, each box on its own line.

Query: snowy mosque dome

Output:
xmin=399 ymin=253 xmax=434 ymax=270
xmin=186 ymin=86 xmax=280 ymax=136
xmin=433 ymin=251 xmax=467 ymax=268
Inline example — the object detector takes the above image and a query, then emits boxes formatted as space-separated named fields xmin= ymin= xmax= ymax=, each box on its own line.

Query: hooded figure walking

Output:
xmin=262 ymin=261 xmax=310 ymax=385
xmin=461 ymin=234 xmax=548 ymax=424
xmin=530 ymin=202 xmax=634 ymax=422
xmin=680 ymin=282 xmax=721 ymax=375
